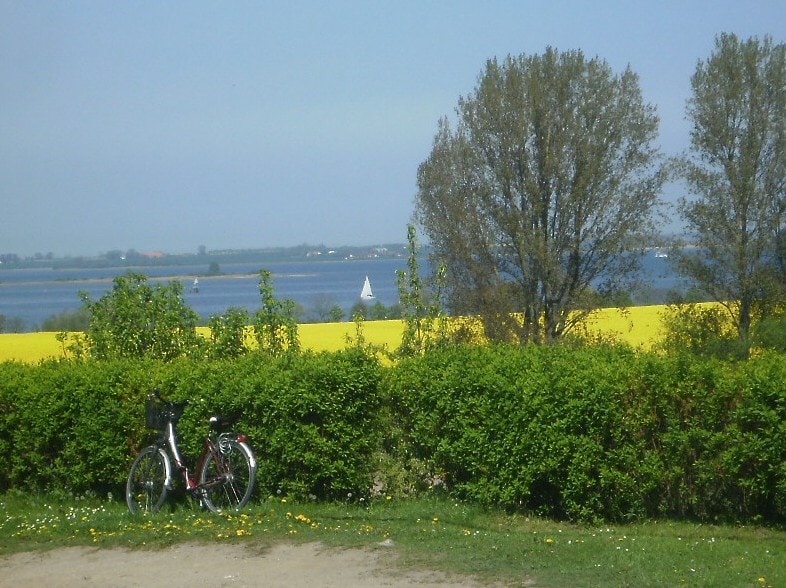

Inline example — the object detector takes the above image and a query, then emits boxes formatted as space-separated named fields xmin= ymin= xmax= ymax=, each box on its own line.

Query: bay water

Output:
xmin=0 ymin=253 xmax=685 ymax=331
xmin=0 ymin=257 xmax=410 ymax=330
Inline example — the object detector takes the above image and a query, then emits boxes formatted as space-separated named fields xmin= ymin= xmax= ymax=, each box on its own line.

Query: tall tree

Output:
xmin=676 ymin=34 xmax=786 ymax=346
xmin=416 ymin=49 xmax=664 ymax=344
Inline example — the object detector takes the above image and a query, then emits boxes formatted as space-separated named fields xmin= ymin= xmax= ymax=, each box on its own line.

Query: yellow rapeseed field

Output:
xmin=0 ymin=305 xmax=669 ymax=363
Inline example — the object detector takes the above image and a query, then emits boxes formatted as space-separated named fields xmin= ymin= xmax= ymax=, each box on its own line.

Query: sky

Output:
xmin=2 ymin=1 xmax=785 ymax=258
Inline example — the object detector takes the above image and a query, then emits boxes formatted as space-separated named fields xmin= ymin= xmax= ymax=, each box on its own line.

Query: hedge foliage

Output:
xmin=0 ymin=350 xmax=382 ymax=502
xmin=386 ymin=345 xmax=786 ymax=523
xmin=2 ymin=344 xmax=786 ymax=524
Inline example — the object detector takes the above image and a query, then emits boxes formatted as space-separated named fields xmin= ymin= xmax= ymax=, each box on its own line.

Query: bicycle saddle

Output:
xmin=209 ymin=415 xmax=239 ymax=430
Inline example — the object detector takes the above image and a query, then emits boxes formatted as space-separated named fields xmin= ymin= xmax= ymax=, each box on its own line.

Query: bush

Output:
xmin=753 ymin=312 xmax=786 ymax=352
xmin=2 ymin=344 xmax=786 ymax=524
xmin=656 ymin=302 xmax=746 ymax=360
xmin=387 ymin=344 xmax=652 ymax=521
xmin=386 ymin=344 xmax=786 ymax=523
xmin=0 ymin=359 xmax=158 ymax=494
xmin=79 ymin=273 xmax=202 ymax=360
xmin=164 ymin=350 xmax=383 ymax=500
xmin=253 ymin=270 xmax=300 ymax=356
xmin=206 ymin=307 xmax=250 ymax=359
xmin=0 ymin=351 xmax=382 ymax=501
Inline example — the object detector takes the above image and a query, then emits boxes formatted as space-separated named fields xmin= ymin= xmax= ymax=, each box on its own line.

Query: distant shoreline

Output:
xmin=0 ymin=243 xmax=410 ymax=270
xmin=0 ymin=271 xmax=322 ymax=288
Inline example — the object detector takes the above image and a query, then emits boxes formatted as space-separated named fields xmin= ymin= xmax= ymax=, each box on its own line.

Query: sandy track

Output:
xmin=1 ymin=542 xmax=503 ymax=588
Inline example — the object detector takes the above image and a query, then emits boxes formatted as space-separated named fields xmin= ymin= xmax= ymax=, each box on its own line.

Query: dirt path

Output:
xmin=1 ymin=542 xmax=505 ymax=587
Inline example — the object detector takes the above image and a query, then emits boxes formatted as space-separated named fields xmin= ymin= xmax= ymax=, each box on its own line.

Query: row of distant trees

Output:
xmin=415 ymin=33 xmax=786 ymax=357
xmin=0 ymin=315 xmax=26 ymax=334
xmin=0 ymin=297 xmax=402 ymax=334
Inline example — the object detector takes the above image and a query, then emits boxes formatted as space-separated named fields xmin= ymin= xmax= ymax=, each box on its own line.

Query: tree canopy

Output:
xmin=416 ymin=48 xmax=665 ymax=343
xmin=676 ymin=33 xmax=786 ymax=346
xmin=79 ymin=272 xmax=201 ymax=360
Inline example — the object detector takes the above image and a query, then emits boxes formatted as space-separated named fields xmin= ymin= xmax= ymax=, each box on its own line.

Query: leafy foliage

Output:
xmin=253 ymin=270 xmax=300 ymax=356
xmin=3 ymin=342 xmax=786 ymax=524
xmin=0 ymin=351 xmax=382 ymax=500
xmin=675 ymin=34 xmax=786 ymax=347
xmin=396 ymin=224 xmax=449 ymax=357
xmin=79 ymin=272 xmax=202 ymax=361
xmin=0 ymin=314 xmax=26 ymax=333
xmin=416 ymin=49 xmax=665 ymax=344
xmin=753 ymin=311 xmax=786 ymax=352
xmin=40 ymin=308 xmax=91 ymax=332
xmin=207 ymin=306 xmax=250 ymax=359
xmin=386 ymin=345 xmax=786 ymax=523
xmin=656 ymin=302 xmax=747 ymax=360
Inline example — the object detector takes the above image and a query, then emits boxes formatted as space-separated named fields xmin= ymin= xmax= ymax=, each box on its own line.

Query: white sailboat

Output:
xmin=360 ymin=275 xmax=374 ymax=301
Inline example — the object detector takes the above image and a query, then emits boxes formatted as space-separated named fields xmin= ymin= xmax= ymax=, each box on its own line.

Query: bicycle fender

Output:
xmin=238 ymin=441 xmax=257 ymax=469
xmin=155 ymin=446 xmax=175 ymax=491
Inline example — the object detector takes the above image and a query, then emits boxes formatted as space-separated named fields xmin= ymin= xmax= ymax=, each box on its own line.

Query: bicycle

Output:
xmin=126 ymin=390 xmax=257 ymax=514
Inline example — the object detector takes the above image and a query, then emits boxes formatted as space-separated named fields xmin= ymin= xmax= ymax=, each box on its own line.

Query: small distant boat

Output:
xmin=360 ymin=275 xmax=374 ymax=301
xmin=192 ymin=278 xmax=199 ymax=293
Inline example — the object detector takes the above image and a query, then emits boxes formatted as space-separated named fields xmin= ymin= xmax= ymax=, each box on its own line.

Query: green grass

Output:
xmin=3 ymin=493 xmax=784 ymax=587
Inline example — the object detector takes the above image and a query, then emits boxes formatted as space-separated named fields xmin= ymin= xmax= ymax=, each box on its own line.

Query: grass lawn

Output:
xmin=2 ymin=493 xmax=784 ymax=587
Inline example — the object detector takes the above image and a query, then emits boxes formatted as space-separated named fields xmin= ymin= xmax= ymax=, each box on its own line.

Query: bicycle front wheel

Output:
xmin=126 ymin=446 xmax=170 ymax=515
xmin=199 ymin=438 xmax=257 ymax=512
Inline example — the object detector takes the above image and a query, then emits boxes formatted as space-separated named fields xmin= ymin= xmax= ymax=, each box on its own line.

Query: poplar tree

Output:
xmin=676 ymin=34 xmax=786 ymax=347
xmin=416 ymin=49 xmax=664 ymax=343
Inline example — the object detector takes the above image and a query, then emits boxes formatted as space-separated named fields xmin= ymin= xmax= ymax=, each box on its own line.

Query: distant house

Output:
xmin=143 ymin=251 xmax=166 ymax=259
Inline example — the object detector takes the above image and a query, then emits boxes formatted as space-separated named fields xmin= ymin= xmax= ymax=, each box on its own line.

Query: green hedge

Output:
xmin=2 ymin=345 xmax=786 ymax=523
xmin=386 ymin=345 xmax=786 ymax=523
xmin=0 ymin=350 xmax=382 ymax=501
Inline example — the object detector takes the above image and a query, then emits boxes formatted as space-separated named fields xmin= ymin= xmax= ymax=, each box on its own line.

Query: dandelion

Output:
xmin=546 ymin=538 xmax=554 ymax=544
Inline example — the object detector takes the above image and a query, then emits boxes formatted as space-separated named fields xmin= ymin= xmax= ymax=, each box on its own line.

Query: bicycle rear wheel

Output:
xmin=126 ymin=446 xmax=170 ymax=515
xmin=199 ymin=438 xmax=257 ymax=512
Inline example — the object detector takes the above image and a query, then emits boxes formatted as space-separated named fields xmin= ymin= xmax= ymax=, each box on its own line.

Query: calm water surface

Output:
xmin=0 ymin=258 xmax=410 ymax=328
xmin=0 ymin=254 xmax=685 ymax=330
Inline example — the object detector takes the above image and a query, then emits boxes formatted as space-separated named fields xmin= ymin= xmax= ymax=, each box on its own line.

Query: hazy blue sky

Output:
xmin=2 ymin=1 xmax=785 ymax=257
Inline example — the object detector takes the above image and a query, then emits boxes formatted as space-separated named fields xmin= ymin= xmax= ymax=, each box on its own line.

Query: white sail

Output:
xmin=360 ymin=275 xmax=374 ymax=300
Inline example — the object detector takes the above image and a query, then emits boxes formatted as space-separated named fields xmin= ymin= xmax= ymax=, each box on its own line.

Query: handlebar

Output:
xmin=149 ymin=389 xmax=189 ymax=408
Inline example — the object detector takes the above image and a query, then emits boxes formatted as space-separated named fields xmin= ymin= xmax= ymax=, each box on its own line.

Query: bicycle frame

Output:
xmin=161 ymin=417 xmax=250 ymax=494
xmin=162 ymin=418 xmax=192 ymax=490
